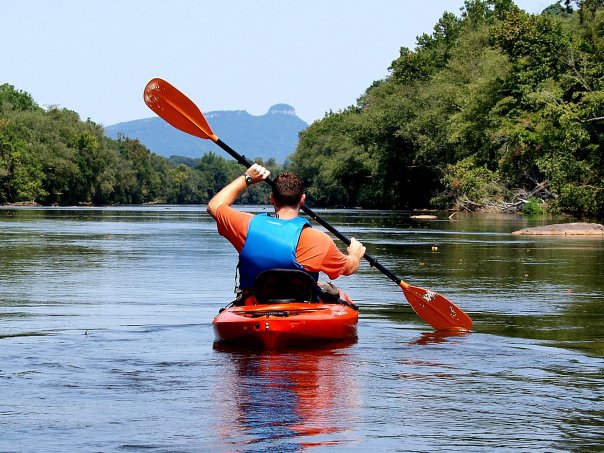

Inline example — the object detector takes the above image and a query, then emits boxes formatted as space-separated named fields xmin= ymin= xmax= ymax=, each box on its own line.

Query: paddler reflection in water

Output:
xmin=206 ymin=163 xmax=366 ymax=304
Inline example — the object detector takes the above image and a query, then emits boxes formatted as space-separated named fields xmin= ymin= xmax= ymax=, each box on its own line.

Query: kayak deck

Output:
xmin=212 ymin=301 xmax=358 ymax=349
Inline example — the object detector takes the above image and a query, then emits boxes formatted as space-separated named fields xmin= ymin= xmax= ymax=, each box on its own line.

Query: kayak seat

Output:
xmin=253 ymin=269 xmax=318 ymax=304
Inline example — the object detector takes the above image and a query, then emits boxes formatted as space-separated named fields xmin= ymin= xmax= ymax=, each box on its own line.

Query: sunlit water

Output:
xmin=1 ymin=206 xmax=602 ymax=451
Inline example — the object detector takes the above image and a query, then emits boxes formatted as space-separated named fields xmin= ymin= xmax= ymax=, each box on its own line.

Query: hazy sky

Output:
xmin=2 ymin=0 xmax=552 ymax=127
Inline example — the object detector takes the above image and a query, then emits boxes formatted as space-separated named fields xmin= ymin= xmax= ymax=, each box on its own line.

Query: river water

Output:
xmin=1 ymin=206 xmax=602 ymax=451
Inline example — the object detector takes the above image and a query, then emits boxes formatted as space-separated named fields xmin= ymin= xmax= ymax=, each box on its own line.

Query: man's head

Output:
xmin=271 ymin=172 xmax=305 ymax=208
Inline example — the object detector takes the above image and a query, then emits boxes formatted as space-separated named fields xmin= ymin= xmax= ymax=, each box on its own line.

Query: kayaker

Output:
xmin=207 ymin=163 xmax=366 ymax=300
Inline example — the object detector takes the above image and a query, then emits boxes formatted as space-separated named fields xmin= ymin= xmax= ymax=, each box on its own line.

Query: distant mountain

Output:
xmin=104 ymin=104 xmax=308 ymax=163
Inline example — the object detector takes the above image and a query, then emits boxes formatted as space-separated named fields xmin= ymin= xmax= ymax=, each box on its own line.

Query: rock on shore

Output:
xmin=512 ymin=222 xmax=604 ymax=236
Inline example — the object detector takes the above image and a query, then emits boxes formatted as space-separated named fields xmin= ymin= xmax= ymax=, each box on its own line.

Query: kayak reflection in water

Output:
xmin=212 ymin=342 xmax=360 ymax=449
xmin=206 ymin=163 xmax=366 ymax=303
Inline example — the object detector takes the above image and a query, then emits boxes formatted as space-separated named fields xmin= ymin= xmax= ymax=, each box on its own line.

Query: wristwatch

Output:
xmin=243 ymin=173 xmax=253 ymax=186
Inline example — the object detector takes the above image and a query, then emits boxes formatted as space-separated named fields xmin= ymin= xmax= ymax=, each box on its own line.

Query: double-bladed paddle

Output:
xmin=143 ymin=77 xmax=473 ymax=331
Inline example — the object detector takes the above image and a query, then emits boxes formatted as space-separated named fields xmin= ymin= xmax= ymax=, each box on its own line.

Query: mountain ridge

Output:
xmin=104 ymin=104 xmax=309 ymax=163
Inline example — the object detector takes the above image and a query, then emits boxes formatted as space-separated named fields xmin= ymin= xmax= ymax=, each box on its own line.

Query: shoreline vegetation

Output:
xmin=1 ymin=1 xmax=603 ymax=219
xmin=288 ymin=1 xmax=604 ymax=219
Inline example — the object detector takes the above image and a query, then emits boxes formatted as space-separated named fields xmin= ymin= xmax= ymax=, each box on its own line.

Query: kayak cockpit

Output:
xmin=212 ymin=270 xmax=358 ymax=349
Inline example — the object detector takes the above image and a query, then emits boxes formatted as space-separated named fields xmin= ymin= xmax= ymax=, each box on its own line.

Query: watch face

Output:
xmin=244 ymin=174 xmax=253 ymax=185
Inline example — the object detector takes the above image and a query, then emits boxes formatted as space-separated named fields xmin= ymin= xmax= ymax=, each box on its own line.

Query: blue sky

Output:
xmin=2 ymin=0 xmax=551 ymax=127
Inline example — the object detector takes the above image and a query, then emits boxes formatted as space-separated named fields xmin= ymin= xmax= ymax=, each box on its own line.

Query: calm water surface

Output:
xmin=1 ymin=206 xmax=602 ymax=451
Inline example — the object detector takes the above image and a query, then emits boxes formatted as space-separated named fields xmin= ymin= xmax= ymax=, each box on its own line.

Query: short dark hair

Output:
xmin=272 ymin=172 xmax=304 ymax=207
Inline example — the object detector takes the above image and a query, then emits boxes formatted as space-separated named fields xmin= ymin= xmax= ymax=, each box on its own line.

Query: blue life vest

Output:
xmin=238 ymin=214 xmax=318 ymax=290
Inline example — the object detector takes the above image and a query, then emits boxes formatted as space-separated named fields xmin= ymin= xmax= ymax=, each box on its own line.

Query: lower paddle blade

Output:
xmin=144 ymin=78 xmax=217 ymax=141
xmin=400 ymin=282 xmax=473 ymax=331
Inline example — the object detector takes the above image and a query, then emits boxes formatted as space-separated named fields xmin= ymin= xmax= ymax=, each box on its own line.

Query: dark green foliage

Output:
xmin=390 ymin=12 xmax=461 ymax=84
xmin=0 ymin=84 xmax=283 ymax=206
xmin=433 ymin=156 xmax=507 ymax=210
xmin=289 ymin=0 xmax=604 ymax=217
xmin=0 ymin=83 xmax=39 ymax=112
xmin=522 ymin=196 xmax=544 ymax=214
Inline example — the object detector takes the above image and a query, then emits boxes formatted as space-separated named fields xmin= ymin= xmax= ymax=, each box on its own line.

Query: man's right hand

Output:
xmin=344 ymin=237 xmax=366 ymax=275
xmin=347 ymin=237 xmax=366 ymax=258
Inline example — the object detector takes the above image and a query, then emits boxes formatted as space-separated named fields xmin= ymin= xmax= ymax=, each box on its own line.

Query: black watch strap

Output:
xmin=243 ymin=173 xmax=253 ymax=186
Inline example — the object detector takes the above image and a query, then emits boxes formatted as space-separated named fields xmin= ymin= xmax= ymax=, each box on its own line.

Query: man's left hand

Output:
xmin=245 ymin=163 xmax=270 ymax=184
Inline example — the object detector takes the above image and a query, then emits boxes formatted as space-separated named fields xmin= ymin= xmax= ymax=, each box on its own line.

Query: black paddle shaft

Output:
xmin=215 ymin=138 xmax=402 ymax=286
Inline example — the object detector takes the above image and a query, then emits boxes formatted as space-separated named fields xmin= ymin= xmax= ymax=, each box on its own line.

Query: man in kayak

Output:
xmin=207 ymin=163 xmax=366 ymax=300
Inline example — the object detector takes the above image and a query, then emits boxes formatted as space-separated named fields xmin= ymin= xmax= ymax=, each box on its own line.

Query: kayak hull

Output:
xmin=212 ymin=300 xmax=358 ymax=349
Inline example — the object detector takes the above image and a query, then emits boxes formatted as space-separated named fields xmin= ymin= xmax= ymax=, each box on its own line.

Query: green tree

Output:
xmin=0 ymin=84 xmax=39 ymax=112
xmin=0 ymin=132 xmax=46 ymax=203
xmin=289 ymin=0 xmax=603 ymax=216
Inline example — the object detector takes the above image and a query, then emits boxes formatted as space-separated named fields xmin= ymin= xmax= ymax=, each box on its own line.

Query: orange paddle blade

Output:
xmin=143 ymin=78 xmax=218 ymax=142
xmin=400 ymin=281 xmax=473 ymax=331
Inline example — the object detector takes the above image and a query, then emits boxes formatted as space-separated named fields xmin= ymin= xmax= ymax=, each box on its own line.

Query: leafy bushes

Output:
xmin=436 ymin=156 xmax=507 ymax=211
xmin=290 ymin=0 xmax=604 ymax=218
xmin=0 ymin=84 xmax=282 ymax=206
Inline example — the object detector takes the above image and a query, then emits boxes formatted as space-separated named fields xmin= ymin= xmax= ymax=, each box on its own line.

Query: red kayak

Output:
xmin=212 ymin=269 xmax=358 ymax=349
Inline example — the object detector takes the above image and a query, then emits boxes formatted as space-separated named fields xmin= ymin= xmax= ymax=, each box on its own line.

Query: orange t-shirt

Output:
xmin=215 ymin=205 xmax=349 ymax=280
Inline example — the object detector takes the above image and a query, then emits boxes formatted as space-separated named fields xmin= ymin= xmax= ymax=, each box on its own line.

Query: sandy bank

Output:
xmin=512 ymin=222 xmax=604 ymax=236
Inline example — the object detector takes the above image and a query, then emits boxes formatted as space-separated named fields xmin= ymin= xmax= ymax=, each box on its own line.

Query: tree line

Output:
xmin=2 ymin=0 xmax=602 ymax=218
xmin=0 ymin=83 xmax=278 ymax=206
xmin=288 ymin=0 xmax=603 ymax=217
